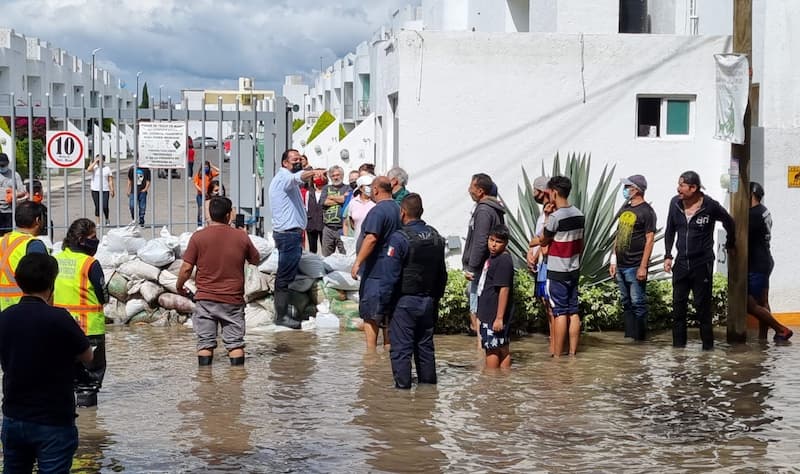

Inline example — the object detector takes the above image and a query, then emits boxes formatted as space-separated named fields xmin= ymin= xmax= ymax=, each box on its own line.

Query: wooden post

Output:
xmin=727 ymin=0 xmax=752 ymax=343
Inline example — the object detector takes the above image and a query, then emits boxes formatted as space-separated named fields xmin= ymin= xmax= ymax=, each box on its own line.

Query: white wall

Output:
xmin=327 ymin=115 xmax=376 ymax=172
xmin=388 ymin=30 xmax=731 ymax=264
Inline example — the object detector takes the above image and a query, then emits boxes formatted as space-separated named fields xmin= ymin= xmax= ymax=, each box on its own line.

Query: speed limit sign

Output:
xmin=46 ymin=131 xmax=86 ymax=169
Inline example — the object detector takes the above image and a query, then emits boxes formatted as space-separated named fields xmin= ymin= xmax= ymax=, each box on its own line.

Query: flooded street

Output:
xmin=49 ymin=326 xmax=800 ymax=473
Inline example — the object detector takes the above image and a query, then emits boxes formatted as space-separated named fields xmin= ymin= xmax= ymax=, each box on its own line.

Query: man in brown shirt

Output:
xmin=177 ymin=197 xmax=260 ymax=366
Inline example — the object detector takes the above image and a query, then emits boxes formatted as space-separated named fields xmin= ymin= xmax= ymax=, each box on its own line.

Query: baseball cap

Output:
xmin=679 ymin=170 xmax=705 ymax=189
xmin=0 ymin=153 xmax=8 ymax=166
xmin=532 ymin=176 xmax=549 ymax=192
xmin=620 ymin=174 xmax=647 ymax=192
xmin=356 ymin=174 xmax=374 ymax=188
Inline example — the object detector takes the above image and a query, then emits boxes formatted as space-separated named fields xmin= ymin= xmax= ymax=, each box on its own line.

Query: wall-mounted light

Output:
xmin=340 ymin=149 xmax=350 ymax=160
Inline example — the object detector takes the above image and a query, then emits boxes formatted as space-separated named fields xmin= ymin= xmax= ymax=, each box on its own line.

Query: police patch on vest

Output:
xmin=387 ymin=246 xmax=395 ymax=257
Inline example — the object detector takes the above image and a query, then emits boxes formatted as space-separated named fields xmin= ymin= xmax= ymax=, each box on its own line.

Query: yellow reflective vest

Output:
xmin=54 ymin=247 xmax=105 ymax=336
xmin=0 ymin=231 xmax=36 ymax=310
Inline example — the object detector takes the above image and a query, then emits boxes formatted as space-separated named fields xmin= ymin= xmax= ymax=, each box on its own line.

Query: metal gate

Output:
xmin=0 ymin=94 xmax=292 ymax=243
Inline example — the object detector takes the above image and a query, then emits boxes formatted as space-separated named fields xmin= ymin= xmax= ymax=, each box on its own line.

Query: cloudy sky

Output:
xmin=3 ymin=0 xmax=414 ymax=100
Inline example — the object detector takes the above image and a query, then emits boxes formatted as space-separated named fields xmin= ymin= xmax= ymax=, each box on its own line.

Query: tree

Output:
xmin=140 ymin=83 xmax=149 ymax=108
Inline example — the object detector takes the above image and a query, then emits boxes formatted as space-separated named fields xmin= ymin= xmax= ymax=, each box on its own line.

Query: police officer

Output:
xmin=54 ymin=218 xmax=106 ymax=407
xmin=379 ymin=193 xmax=447 ymax=389
xmin=0 ymin=201 xmax=48 ymax=310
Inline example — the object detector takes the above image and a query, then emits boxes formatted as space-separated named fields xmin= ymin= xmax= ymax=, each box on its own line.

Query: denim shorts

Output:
xmin=748 ymin=272 xmax=769 ymax=297
xmin=548 ymin=278 xmax=579 ymax=316
xmin=479 ymin=320 xmax=512 ymax=350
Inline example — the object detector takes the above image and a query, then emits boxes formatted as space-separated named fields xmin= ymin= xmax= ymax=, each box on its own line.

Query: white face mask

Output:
xmin=363 ymin=185 xmax=372 ymax=197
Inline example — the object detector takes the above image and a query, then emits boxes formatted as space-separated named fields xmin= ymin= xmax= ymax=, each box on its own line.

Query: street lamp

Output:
xmin=91 ymin=47 xmax=102 ymax=107
xmin=136 ymin=71 xmax=142 ymax=106
xmin=159 ymin=84 xmax=164 ymax=109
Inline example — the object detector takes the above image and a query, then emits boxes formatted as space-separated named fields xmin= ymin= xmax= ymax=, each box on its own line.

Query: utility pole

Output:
xmin=727 ymin=0 xmax=752 ymax=343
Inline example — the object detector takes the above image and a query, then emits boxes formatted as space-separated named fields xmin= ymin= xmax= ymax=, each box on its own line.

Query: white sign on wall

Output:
xmin=138 ymin=122 xmax=187 ymax=169
xmin=45 ymin=131 xmax=86 ymax=169
xmin=713 ymin=54 xmax=749 ymax=145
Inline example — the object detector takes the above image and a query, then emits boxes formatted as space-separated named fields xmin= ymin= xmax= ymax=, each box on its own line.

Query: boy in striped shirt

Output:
xmin=529 ymin=176 xmax=585 ymax=357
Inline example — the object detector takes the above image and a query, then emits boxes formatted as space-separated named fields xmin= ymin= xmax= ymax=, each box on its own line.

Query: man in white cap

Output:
xmin=527 ymin=176 xmax=556 ymax=354
xmin=609 ymin=174 xmax=657 ymax=341
xmin=344 ymin=174 xmax=376 ymax=238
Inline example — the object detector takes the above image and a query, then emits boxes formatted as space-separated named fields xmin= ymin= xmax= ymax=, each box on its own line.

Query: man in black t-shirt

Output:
xmin=610 ymin=175 xmax=657 ymax=341
xmin=0 ymin=253 xmax=93 ymax=473
xmin=747 ymin=182 xmax=792 ymax=342
xmin=127 ymin=164 xmax=151 ymax=225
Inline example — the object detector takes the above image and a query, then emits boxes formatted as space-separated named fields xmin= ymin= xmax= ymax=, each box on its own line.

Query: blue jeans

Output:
xmin=273 ymin=229 xmax=303 ymax=290
xmin=615 ymin=266 xmax=648 ymax=340
xmin=128 ymin=191 xmax=147 ymax=225
xmin=196 ymin=193 xmax=203 ymax=227
xmin=1 ymin=416 xmax=78 ymax=474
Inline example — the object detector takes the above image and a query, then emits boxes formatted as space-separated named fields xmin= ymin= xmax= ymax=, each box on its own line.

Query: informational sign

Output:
xmin=713 ymin=54 xmax=749 ymax=144
xmin=138 ymin=122 xmax=187 ymax=169
xmin=789 ymin=165 xmax=800 ymax=188
xmin=45 ymin=131 xmax=86 ymax=169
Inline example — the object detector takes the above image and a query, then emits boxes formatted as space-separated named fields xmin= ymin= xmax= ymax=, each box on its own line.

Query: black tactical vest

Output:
xmin=399 ymin=225 xmax=445 ymax=295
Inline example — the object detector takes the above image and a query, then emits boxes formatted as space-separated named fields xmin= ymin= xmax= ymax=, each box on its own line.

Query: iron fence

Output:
xmin=0 ymin=93 xmax=293 ymax=243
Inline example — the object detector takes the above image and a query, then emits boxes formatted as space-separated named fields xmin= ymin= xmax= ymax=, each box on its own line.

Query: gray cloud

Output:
xmin=3 ymin=0 xmax=413 ymax=98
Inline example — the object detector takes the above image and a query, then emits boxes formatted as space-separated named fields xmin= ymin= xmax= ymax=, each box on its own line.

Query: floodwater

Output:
xmin=39 ymin=327 xmax=800 ymax=472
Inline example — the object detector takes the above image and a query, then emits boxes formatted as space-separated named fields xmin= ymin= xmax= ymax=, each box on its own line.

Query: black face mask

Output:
xmin=291 ymin=162 xmax=303 ymax=173
xmin=81 ymin=237 xmax=100 ymax=256
xmin=534 ymin=195 xmax=545 ymax=205
xmin=349 ymin=181 xmax=357 ymax=190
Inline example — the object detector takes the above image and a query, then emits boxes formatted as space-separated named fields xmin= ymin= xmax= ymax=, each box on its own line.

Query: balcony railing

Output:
xmin=358 ymin=100 xmax=370 ymax=117
xmin=344 ymin=104 xmax=354 ymax=118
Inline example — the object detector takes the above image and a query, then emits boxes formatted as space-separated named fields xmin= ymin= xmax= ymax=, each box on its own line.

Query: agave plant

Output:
xmin=503 ymin=152 xmax=621 ymax=284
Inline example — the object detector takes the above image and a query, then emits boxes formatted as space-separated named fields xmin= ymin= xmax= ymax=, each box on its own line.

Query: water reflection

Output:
xmin=4 ymin=327 xmax=795 ymax=472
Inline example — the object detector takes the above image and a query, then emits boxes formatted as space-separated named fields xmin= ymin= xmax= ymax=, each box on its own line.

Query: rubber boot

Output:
xmin=230 ymin=356 xmax=245 ymax=366
xmin=76 ymin=390 xmax=98 ymax=407
xmin=623 ymin=310 xmax=635 ymax=338
xmin=634 ymin=318 xmax=647 ymax=342
xmin=274 ymin=289 xmax=301 ymax=329
xmin=198 ymin=355 xmax=213 ymax=366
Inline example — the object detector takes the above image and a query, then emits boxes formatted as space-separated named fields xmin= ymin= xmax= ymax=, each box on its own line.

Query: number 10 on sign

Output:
xmin=46 ymin=131 xmax=86 ymax=169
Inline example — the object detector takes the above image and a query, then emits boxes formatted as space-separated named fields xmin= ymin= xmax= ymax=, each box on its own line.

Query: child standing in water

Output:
xmin=476 ymin=225 xmax=514 ymax=369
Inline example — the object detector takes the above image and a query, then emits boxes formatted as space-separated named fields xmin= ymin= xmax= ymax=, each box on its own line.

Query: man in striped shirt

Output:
xmin=529 ymin=176 xmax=585 ymax=357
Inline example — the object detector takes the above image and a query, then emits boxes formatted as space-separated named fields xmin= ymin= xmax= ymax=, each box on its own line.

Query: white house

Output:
xmin=293 ymin=0 xmax=800 ymax=314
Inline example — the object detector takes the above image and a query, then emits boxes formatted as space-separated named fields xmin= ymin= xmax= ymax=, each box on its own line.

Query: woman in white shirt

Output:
xmin=344 ymin=174 xmax=375 ymax=238
xmin=87 ymin=154 xmax=115 ymax=224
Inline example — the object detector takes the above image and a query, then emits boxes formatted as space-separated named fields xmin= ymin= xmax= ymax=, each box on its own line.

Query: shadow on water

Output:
xmin=6 ymin=325 xmax=797 ymax=472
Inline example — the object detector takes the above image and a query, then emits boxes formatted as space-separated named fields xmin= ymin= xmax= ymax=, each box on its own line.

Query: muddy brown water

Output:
xmin=11 ymin=326 xmax=800 ymax=473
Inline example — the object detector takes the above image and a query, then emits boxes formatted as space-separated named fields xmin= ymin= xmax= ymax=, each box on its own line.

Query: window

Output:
xmin=636 ymin=96 xmax=694 ymax=138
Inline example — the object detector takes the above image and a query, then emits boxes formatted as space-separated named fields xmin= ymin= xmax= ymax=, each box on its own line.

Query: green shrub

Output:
xmin=307 ymin=110 xmax=336 ymax=144
xmin=436 ymin=269 xmax=470 ymax=334
xmin=292 ymin=119 xmax=304 ymax=133
xmin=14 ymin=137 xmax=44 ymax=178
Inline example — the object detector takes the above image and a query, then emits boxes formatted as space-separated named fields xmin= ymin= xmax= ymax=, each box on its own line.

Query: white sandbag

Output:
xmin=118 ymin=259 xmax=161 ymax=282
xmin=125 ymin=299 xmax=147 ymax=319
xmin=127 ymin=279 xmax=144 ymax=296
xmin=51 ymin=241 xmax=63 ymax=256
xmin=178 ymin=232 xmax=194 ymax=256
xmin=139 ymin=281 xmax=165 ymax=305
xmin=166 ymin=259 xmax=195 ymax=279
xmin=244 ymin=264 xmax=271 ymax=302
xmin=103 ymin=298 xmax=127 ymax=324
xmin=323 ymin=271 xmax=360 ymax=291
xmin=315 ymin=312 xmax=340 ymax=329
xmin=245 ymin=299 xmax=275 ymax=328
xmin=158 ymin=293 xmax=196 ymax=314
xmin=289 ymin=275 xmax=316 ymax=293
xmin=94 ymin=244 xmax=133 ymax=269
xmin=137 ymin=239 xmax=175 ymax=267
xmin=259 ymin=248 xmax=279 ymax=274
xmin=346 ymin=291 xmax=360 ymax=303
xmin=341 ymin=236 xmax=357 ymax=257
xmin=323 ymin=253 xmax=355 ymax=273
xmin=249 ymin=234 xmax=273 ymax=262
xmin=157 ymin=271 xmax=196 ymax=295
xmin=105 ymin=225 xmax=147 ymax=254
xmin=298 ymin=252 xmax=326 ymax=278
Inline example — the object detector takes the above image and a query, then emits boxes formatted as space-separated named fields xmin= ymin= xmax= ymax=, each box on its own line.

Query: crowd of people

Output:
xmin=0 ymin=146 xmax=792 ymax=470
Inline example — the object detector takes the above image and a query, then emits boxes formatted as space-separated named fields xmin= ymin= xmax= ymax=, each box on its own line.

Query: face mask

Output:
xmin=349 ymin=181 xmax=357 ymax=190
xmin=534 ymin=193 xmax=545 ymax=205
xmin=0 ymin=166 xmax=8 ymax=173
xmin=313 ymin=178 xmax=326 ymax=187
xmin=204 ymin=166 xmax=210 ymax=174
xmin=81 ymin=237 xmax=100 ymax=256
xmin=212 ymin=189 xmax=221 ymax=196
xmin=622 ymin=188 xmax=631 ymax=200
xmin=291 ymin=162 xmax=303 ymax=173
xmin=363 ymin=185 xmax=372 ymax=197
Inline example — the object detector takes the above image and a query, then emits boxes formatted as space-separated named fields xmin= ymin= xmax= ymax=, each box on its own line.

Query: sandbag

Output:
xmin=259 ymin=248 xmax=279 ymax=274
xmin=323 ymin=285 xmax=346 ymax=302
xmin=158 ymin=293 xmax=196 ymax=314
xmin=125 ymin=299 xmax=148 ymax=320
xmin=105 ymin=225 xmax=147 ymax=254
xmin=94 ymin=244 xmax=133 ymax=269
xmin=158 ymin=271 xmax=178 ymax=293
xmin=341 ymin=236 xmax=357 ymax=257
xmin=157 ymin=227 xmax=182 ymax=257
xmin=315 ymin=312 xmax=340 ymax=329
xmin=346 ymin=291 xmax=360 ymax=303
xmin=249 ymin=235 xmax=273 ymax=262
xmin=107 ymin=272 xmax=130 ymax=302
xmin=178 ymin=232 xmax=194 ymax=256
xmin=288 ymin=275 xmax=316 ymax=293
xmin=129 ymin=310 xmax=160 ymax=325
xmin=245 ymin=299 xmax=275 ymax=328
xmin=139 ymin=281 xmax=165 ymax=305
xmin=103 ymin=298 xmax=127 ymax=324
xmin=244 ymin=264 xmax=271 ymax=303
xmin=137 ymin=239 xmax=175 ymax=267
xmin=298 ymin=252 xmax=326 ymax=278
xmin=118 ymin=259 xmax=161 ymax=282
xmin=322 ymin=253 xmax=355 ymax=273
xmin=323 ymin=271 xmax=359 ymax=291
xmin=309 ymin=280 xmax=326 ymax=305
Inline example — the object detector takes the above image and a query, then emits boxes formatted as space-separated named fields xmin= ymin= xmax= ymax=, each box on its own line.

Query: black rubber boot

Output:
xmin=230 ymin=356 xmax=245 ymax=366
xmin=198 ymin=355 xmax=213 ymax=366
xmin=76 ymin=390 xmax=98 ymax=407
xmin=634 ymin=318 xmax=647 ymax=341
xmin=274 ymin=289 xmax=301 ymax=329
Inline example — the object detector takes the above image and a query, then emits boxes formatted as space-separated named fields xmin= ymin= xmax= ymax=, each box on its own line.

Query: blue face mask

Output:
xmin=622 ymin=187 xmax=631 ymax=200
